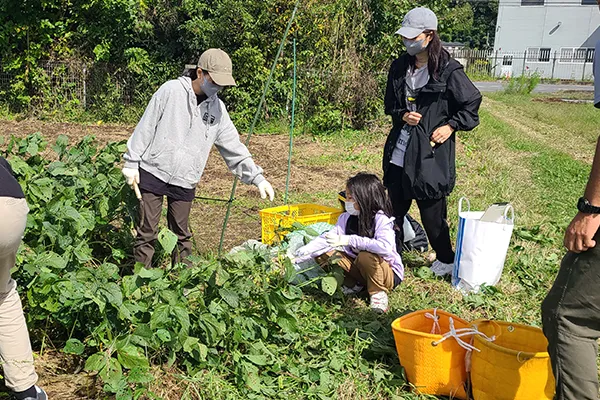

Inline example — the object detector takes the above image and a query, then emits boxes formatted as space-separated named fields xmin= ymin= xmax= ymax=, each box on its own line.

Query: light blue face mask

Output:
xmin=403 ymin=37 xmax=428 ymax=56
xmin=345 ymin=201 xmax=359 ymax=216
xmin=200 ymin=74 xmax=223 ymax=97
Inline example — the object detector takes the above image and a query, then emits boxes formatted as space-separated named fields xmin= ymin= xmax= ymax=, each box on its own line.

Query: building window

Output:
xmin=539 ymin=48 xmax=551 ymax=62
xmin=560 ymin=48 xmax=595 ymax=63
xmin=582 ymin=0 xmax=596 ymax=4
xmin=527 ymin=48 xmax=539 ymax=62
xmin=522 ymin=0 xmax=544 ymax=5
xmin=502 ymin=55 xmax=513 ymax=66
xmin=560 ymin=48 xmax=574 ymax=62
xmin=574 ymin=48 xmax=588 ymax=63
xmin=527 ymin=47 xmax=551 ymax=62
xmin=586 ymin=48 xmax=595 ymax=62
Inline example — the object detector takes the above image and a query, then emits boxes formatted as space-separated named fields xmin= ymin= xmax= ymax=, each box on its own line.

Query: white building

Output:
xmin=492 ymin=0 xmax=600 ymax=79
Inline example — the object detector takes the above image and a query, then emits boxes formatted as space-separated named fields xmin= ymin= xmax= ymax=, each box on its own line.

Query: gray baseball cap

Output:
xmin=395 ymin=7 xmax=438 ymax=39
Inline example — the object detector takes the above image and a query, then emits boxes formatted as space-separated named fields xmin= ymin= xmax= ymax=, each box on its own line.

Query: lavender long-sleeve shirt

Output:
xmin=295 ymin=211 xmax=404 ymax=281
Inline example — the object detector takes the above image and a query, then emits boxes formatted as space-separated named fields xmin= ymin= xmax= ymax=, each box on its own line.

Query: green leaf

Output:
xmin=138 ymin=267 xmax=163 ymax=281
xmin=183 ymin=337 xmax=208 ymax=362
xmin=150 ymin=304 xmax=170 ymax=330
xmin=209 ymin=266 xmax=230 ymax=287
xmin=99 ymin=282 xmax=123 ymax=308
xmin=36 ymin=251 xmax=67 ymax=270
xmin=157 ymin=227 xmax=178 ymax=254
xmin=52 ymin=135 xmax=69 ymax=157
xmin=127 ymin=367 xmax=154 ymax=384
xmin=244 ymin=354 xmax=269 ymax=366
xmin=415 ymin=266 xmax=435 ymax=280
xmin=29 ymin=178 xmax=54 ymax=201
xmin=101 ymin=357 xmax=123 ymax=387
xmin=219 ymin=288 xmax=239 ymax=308
xmin=156 ymin=329 xmax=172 ymax=342
xmin=284 ymin=257 xmax=297 ymax=283
xmin=85 ymin=352 xmax=106 ymax=372
xmin=64 ymin=338 xmax=85 ymax=355
xmin=321 ymin=276 xmax=338 ymax=296
xmin=277 ymin=315 xmax=298 ymax=333
xmin=26 ymin=141 xmax=39 ymax=156
xmin=85 ymin=352 xmax=122 ymax=386
xmin=117 ymin=344 xmax=149 ymax=370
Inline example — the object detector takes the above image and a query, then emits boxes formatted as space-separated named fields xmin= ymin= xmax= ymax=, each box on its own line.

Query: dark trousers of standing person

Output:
xmin=133 ymin=190 xmax=193 ymax=268
xmin=386 ymin=165 xmax=455 ymax=264
xmin=541 ymin=231 xmax=600 ymax=400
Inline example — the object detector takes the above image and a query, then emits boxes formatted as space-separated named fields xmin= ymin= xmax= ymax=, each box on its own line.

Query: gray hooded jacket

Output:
xmin=123 ymin=76 xmax=265 ymax=189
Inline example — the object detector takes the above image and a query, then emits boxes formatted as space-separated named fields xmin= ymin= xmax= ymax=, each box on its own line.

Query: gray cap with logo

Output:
xmin=395 ymin=7 xmax=438 ymax=39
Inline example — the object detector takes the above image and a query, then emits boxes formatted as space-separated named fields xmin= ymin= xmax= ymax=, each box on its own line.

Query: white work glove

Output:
xmin=294 ymin=247 xmax=310 ymax=258
xmin=325 ymin=232 xmax=350 ymax=248
xmin=122 ymin=167 xmax=140 ymax=186
xmin=257 ymin=180 xmax=275 ymax=201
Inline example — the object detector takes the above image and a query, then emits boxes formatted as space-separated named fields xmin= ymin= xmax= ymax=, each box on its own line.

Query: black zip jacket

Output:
xmin=383 ymin=53 xmax=482 ymax=200
xmin=0 ymin=157 xmax=25 ymax=198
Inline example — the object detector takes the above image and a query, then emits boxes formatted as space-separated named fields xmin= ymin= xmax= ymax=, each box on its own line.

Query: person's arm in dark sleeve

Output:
xmin=384 ymin=60 xmax=408 ymax=125
xmin=446 ymin=68 xmax=482 ymax=132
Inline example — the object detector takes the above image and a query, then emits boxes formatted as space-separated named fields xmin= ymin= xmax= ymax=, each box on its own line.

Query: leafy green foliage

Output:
xmin=1 ymin=133 xmax=405 ymax=398
xmin=0 ymin=0 xmax=496 ymax=129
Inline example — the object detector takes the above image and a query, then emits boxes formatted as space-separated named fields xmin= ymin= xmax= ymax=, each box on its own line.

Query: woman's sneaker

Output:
xmin=341 ymin=284 xmax=364 ymax=295
xmin=430 ymin=260 xmax=454 ymax=277
xmin=370 ymin=291 xmax=389 ymax=314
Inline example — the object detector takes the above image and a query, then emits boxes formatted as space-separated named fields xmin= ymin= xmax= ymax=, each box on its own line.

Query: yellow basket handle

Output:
xmin=470 ymin=319 xmax=502 ymax=339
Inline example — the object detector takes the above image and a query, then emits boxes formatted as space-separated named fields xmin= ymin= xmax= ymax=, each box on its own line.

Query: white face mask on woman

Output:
xmin=345 ymin=201 xmax=359 ymax=216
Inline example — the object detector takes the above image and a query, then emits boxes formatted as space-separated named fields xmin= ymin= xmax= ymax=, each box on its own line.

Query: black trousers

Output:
xmin=386 ymin=165 xmax=455 ymax=264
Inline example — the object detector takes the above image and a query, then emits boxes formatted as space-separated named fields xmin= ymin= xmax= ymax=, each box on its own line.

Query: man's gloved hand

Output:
xmin=122 ymin=167 xmax=140 ymax=186
xmin=258 ymin=180 xmax=275 ymax=201
xmin=325 ymin=232 xmax=350 ymax=248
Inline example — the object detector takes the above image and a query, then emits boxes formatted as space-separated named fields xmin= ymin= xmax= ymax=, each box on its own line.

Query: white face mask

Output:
xmin=345 ymin=201 xmax=359 ymax=216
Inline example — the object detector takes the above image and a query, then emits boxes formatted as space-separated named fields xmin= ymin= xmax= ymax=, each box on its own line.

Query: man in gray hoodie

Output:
xmin=122 ymin=48 xmax=274 ymax=267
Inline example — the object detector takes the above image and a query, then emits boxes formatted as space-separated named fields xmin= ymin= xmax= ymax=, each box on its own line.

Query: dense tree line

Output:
xmin=0 ymin=0 xmax=497 ymax=128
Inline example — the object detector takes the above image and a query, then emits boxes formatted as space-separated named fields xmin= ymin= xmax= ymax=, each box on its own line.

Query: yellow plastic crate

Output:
xmin=259 ymin=203 xmax=342 ymax=244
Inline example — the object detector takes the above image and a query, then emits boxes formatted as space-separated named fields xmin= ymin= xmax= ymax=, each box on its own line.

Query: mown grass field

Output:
xmin=0 ymin=91 xmax=598 ymax=399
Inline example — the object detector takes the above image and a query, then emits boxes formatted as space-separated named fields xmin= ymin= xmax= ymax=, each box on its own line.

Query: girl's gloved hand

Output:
xmin=325 ymin=232 xmax=350 ymax=248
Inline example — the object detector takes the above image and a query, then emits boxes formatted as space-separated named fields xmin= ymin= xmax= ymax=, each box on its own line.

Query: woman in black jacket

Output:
xmin=383 ymin=7 xmax=482 ymax=275
xmin=0 ymin=157 xmax=47 ymax=400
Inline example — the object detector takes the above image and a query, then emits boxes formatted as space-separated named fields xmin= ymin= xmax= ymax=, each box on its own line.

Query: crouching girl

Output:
xmin=294 ymin=173 xmax=403 ymax=313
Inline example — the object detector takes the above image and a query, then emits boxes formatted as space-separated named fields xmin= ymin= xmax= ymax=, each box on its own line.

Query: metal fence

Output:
xmin=0 ymin=61 xmax=179 ymax=109
xmin=450 ymin=49 xmax=595 ymax=81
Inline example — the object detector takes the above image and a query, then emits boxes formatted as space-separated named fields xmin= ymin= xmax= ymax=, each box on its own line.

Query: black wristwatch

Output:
xmin=577 ymin=197 xmax=600 ymax=214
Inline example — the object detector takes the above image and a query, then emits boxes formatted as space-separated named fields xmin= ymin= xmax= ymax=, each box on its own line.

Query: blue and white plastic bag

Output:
xmin=452 ymin=198 xmax=514 ymax=293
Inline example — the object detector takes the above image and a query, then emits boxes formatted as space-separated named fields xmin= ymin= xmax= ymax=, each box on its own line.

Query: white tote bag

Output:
xmin=452 ymin=198 xmax=515 ymax=293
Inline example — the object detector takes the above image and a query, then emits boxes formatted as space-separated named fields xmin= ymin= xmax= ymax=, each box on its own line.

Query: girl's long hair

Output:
xmin=408 ymin=30 xmax=450 ymax=81
xmin=346 ymin=173 xmax=394 ymax=238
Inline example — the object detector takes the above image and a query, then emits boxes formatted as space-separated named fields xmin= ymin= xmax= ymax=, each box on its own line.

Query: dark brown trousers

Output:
xmin=133 ymin=191 xmax=193 ymax=268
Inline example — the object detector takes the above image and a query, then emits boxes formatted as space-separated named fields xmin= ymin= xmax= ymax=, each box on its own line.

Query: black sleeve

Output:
xmin=446 ymin=68 xmax=482 ymax=132
xmin=0 ymin=157 xmax=15 ymax=176
xmin=384 ymin=59 xmax=408 ymax=119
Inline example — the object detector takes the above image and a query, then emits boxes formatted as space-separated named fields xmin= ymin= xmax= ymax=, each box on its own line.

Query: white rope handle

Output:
xmin=425 ymin=308 xmax=441 ymax=334
xmin=432 ymin=317 xmax=496 ymax=352
xmin=458 ymin=197 xmax=471 ymax=214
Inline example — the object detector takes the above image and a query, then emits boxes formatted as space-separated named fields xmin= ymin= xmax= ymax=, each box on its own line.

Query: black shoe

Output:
xmin=18 ymin=386 xmax=47 ymax=400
